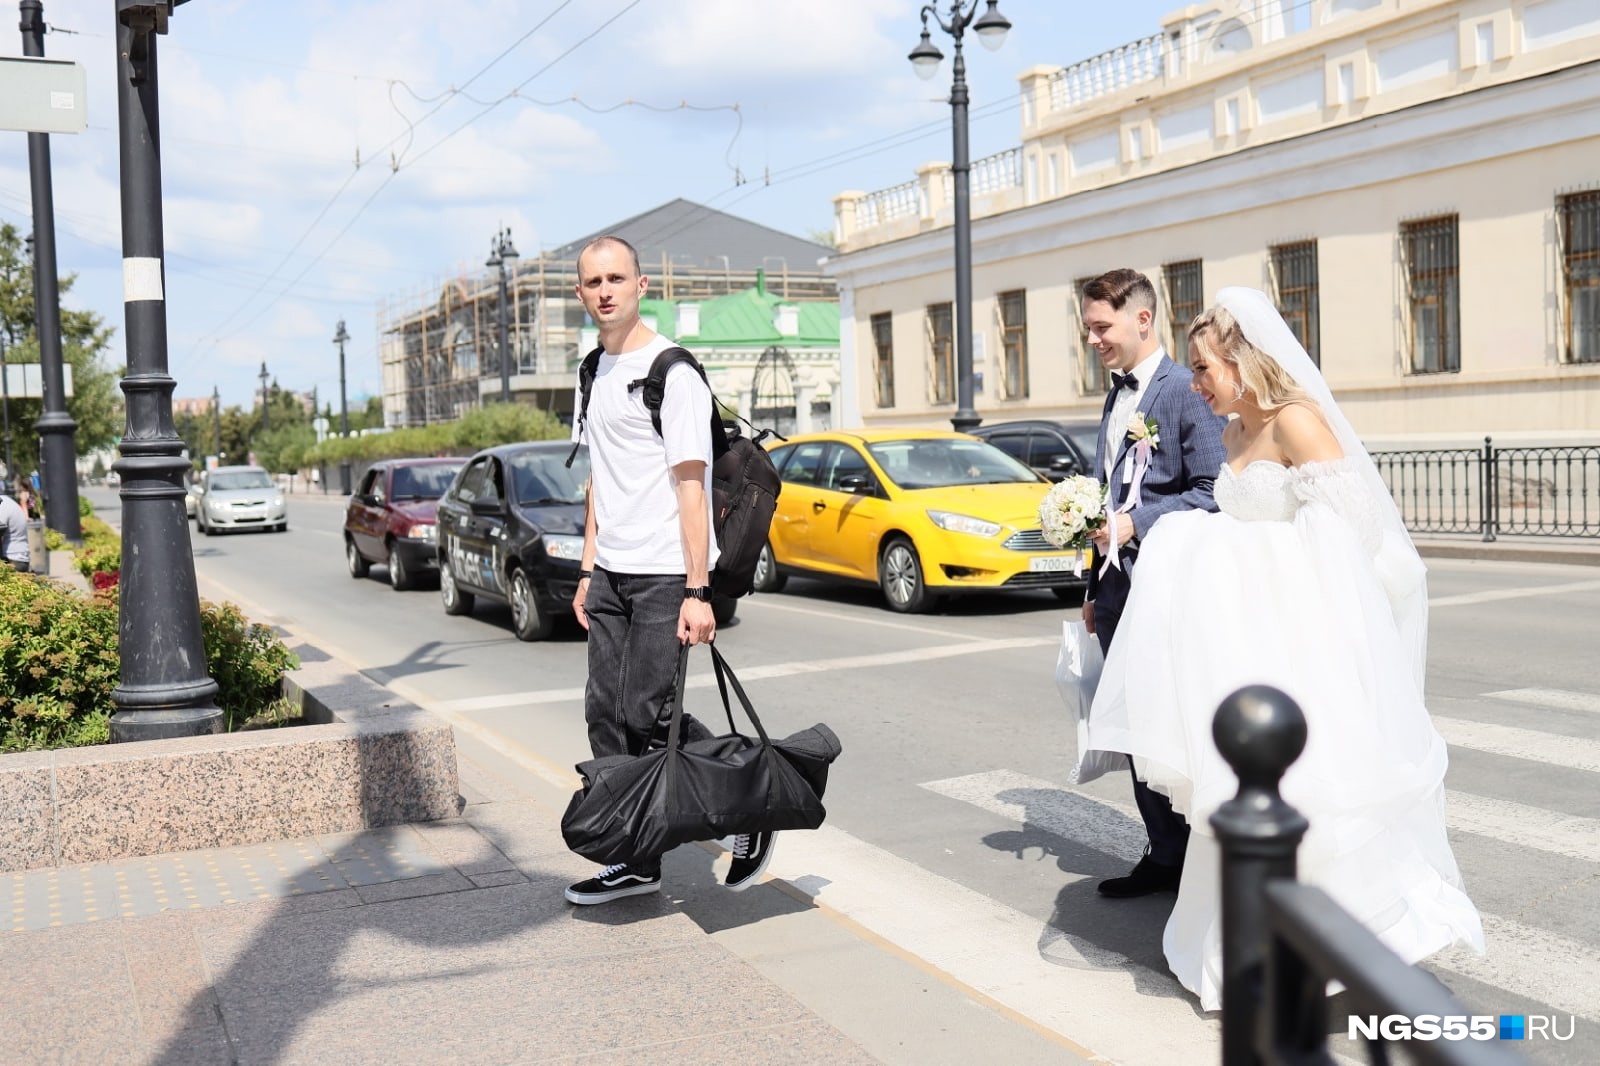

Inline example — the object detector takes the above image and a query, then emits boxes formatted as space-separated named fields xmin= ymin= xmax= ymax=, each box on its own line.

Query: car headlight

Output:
xmin=272 ymin=495 xmax=285 ymax=507
xmin=543 ymin=534 xmax=584 ymax=560
xmin=407 ymin=523 xmax=437 ymax=540
xmin=926 ymin=510 xmax=1002 ymax=538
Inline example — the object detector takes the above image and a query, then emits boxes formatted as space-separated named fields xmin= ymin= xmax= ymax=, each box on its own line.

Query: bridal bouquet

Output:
xmin=1038 ymin=474 xmax=1106 ymax=555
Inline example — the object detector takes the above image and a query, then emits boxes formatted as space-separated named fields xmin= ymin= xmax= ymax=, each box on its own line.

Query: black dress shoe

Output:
xmin=1097 ymin=855 xmax=1183 ymax=898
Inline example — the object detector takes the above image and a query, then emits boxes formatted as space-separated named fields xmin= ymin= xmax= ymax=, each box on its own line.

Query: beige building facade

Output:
xmin=827 ymin=0 xmax=1600 ymax=446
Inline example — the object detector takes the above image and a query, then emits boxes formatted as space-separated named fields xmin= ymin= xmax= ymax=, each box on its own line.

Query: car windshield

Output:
xmin=209 ymin=471 xmax=273 ymax=491
xmin=1066 ymin=425 xmax=1100 ymax=461
xmin=867 ymin=439 xmax=1040 ymax=489
xmin=390 ymin=463 xmax=461 ymax=500
xmin=508 ymin=450 xmax=588 ymax=505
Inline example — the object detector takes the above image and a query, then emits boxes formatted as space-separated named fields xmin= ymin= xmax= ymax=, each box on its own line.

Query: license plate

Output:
xmin=1029 ymin=554 xmax=1082 ymax=573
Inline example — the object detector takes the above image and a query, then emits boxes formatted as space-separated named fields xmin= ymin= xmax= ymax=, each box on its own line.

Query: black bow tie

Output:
xmin=1111 ymin=373 xmax=1140 ymax=395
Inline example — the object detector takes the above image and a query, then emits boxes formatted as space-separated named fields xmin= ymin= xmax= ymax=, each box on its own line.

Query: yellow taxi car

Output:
xmin=753 ymin=429 xmax=1091 ymax=612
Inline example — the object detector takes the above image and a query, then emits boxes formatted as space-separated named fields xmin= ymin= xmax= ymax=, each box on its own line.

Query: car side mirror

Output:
xmin=1049 ymin=455 xmax=1080 ymax=473
xmin=837 ymin=473 xmax=875 ymax=494
xmin=469 ymin=497 xmax=506 ymax=517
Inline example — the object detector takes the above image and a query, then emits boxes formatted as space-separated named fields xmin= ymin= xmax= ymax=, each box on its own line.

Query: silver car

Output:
xmin=195 ymin=466 xmax=288 ymax=535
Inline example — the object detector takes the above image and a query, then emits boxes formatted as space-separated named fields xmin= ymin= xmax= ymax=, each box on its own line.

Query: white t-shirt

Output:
xmin=571 ymin=332 xmax=720 ymax=575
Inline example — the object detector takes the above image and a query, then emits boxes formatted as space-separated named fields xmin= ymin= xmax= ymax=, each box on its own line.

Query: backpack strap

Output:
xmin=563 ymin=345 xmax=605 ymax=469
xmin=629 ymin=347 xmax=730 ymax=461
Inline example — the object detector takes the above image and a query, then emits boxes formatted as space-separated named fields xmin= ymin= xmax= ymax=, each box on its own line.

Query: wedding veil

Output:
xmin=1215 ymin=287 xmax=1430 ymax=691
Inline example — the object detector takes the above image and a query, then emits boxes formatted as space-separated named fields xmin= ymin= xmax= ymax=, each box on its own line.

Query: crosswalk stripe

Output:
xmin=1428 ymin=578 xmax=1600 ymax=608
xmin=429 ymin=635 xmax=1059 ymax=713
xmin=1483 ymin=688 xmax=1600 ymax=716
xmin=921 ymin=769 xmax=1599 ymax=1022
xmin=1434 ymin=717 xmax=1600 ymax=774
xmin=765 ymin=822 xmax=1217 ymax=1065
xmin=1443 ymin=790 xmax=1600 ymax=864
xmin=1434 ymin=913 xmax=1600 ymax=1022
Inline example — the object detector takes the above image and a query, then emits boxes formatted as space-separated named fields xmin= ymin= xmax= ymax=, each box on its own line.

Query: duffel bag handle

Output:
xmin=708 ymin=643 xmax=772 ymax=748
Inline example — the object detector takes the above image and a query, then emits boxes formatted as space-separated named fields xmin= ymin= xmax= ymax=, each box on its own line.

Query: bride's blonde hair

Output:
xmin=1189 ymin=304 xmax=1313 ymax=414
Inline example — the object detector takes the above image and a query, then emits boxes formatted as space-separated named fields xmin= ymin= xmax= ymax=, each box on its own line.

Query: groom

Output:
xmin=1081 ymin=268 xmax=1227 ymax=898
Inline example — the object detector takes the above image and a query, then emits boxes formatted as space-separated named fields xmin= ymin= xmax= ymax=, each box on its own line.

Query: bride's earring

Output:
xmin=1232 ymin=381 xmax=1246 ymax=401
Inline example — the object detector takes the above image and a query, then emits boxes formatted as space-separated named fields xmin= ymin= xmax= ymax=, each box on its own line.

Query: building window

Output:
xmin=1163 ymin=259 xmax=1204 ymax=362
xmin=869 ymin=312 xmax=895 ymax=407
xmin=926 ymin=302 xmax=955 ymax=405
xmin=1559 ymin=191 xmax=1600 ymax=364
xmin=1270 ymin=240 xmax=1321 ymax=366
xmin=1401 ymin=215 xmax=1460 ymax=374
xmin=997 ymin=290 xmax=1030 ymax=399
xmin=1073 ymin=276 xmax=1113 ymax=396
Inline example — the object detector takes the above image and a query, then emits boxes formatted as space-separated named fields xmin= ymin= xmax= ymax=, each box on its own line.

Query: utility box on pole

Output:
xmin=0 ymin=56 xmax=87 ymax=135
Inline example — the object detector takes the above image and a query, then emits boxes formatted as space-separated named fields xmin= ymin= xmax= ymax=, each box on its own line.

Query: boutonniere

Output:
xmin=1126 ymin=411 xmax=1160 ymax=450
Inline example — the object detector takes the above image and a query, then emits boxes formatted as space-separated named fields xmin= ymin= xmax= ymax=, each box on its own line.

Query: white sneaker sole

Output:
xmin=725 ymin=839 xmax=776 ymax=892
xmin=564 ymin=879 xmax=661 ymax=905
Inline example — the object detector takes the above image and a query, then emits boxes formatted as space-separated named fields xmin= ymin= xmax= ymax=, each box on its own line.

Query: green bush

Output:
xmin=71 ymin=514 xmax=121 ymax=580
xmin=305 ymin=402 xmax=565 ymax=466
xmin=0 ymin=570 xmax=301 ymax=751
xmin=77 ymin=494 xmax=93 ymax=518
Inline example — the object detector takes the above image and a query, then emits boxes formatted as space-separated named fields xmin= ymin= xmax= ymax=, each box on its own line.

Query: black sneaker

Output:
xmin=724 ymin=831 xmax=775 ymax=892
xmin=564 ymin=863 xmax=662 ymax=905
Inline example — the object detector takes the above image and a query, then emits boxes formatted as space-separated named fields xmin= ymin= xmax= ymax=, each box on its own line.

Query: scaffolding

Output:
xmin=378 ymin=253 xmax=837 ymax=428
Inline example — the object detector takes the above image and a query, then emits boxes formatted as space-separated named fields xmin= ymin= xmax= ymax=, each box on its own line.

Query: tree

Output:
xmin=0 ymin=223 xmax=123 ymax=479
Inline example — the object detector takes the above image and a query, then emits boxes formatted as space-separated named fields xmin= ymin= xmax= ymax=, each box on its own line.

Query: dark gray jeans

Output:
xmin=584 ymin=567 xmax=715 ymax=760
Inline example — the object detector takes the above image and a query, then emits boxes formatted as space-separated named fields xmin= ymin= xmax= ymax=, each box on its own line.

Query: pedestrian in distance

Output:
xmin=1078 ymin=268 xmax=1228 ymax=898
xmin=0 ymin=492 xmax=31 ymax=572
xmin=564 ymin=234 xmax=775 ymax=905
xmin=1081 ymin=288 xmax=1484 ymax=1009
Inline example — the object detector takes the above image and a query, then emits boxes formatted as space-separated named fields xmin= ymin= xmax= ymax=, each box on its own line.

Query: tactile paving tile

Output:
xmin=5 ymin=828 xmax=446 ymax=933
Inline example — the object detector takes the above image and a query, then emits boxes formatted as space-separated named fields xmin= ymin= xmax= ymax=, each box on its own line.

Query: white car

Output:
xmin=195 ymin=466 xmax=288 ymax=535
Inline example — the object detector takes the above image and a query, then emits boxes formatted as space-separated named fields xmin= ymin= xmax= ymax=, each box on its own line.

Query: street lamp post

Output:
xmin=211 ymin=384 xmax=220 ymax=459
xmin=0 ymin=332 xmax=13 ymax=493
xmin=257 ymin=360 xmax=269 ymax=433
xmin=333 ymin=319 xmax=351 ymax=494
xmin=109 ymin=0 xmax=222 ymax=741
xmin=21 ymin=0 xmax=83 ymax=538
xmin=909 ymin=0 xmax=1011 ymax=432
xmin=485 ymin=228 xmax=519 ymax=404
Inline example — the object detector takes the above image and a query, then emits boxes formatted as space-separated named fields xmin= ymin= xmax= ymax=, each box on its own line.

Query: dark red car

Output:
xmin=344 ymin=458 xmax=467 ymax=590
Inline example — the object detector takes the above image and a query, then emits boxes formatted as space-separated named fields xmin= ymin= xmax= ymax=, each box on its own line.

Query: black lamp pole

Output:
xmin=210 ymin=384 xmax=220 ymax=459
xmin=110 ymin=0 xmax=222 ymax=741
xmin=20 ymin=0 xmax=83 ymax=538
xmin=486 ymin=228 xmax=518 ymax=404
xmin=257 ymin=360 xmax=269 ymax=433
xmin=0 ymin=332 xmax=13 ymax=493
xmin=910 ymin=0 xmax=1011 ymax=432
xmin=333 ymin=319 xmax=351 ymax=494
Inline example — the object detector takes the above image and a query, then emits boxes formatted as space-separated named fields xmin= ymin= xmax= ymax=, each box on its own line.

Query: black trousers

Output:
xmin=1092 ymin=561 xmax=1190 ymax=868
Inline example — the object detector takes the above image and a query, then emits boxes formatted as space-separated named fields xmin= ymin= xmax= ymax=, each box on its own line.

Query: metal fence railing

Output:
xmin=1213 ymin=686 xmax=1523 ymax=1066
xmin=1371 ymin=437 xmax=1600 ymax=541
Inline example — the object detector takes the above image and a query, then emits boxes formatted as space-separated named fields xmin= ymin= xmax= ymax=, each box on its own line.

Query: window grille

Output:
xmin=997 ymin=290 xmax=1030 ymax=399
xmin=1401 ymin=215 xmax=1460 ymax=374
xmin=1559 ymin=191 xmax=1600 ymax=364
xmin=926 ymin=302 xmax=955 ymax=405
xmin=1270 ymin=240 xmax=1321 ymax=367
xmin=870 ymin=312 xmax=895 ymax=407
xmin=1072 ymin=277 xmax=1113 ymax=396
xmin=1163 ymin=259 xmax=1204 ymax=363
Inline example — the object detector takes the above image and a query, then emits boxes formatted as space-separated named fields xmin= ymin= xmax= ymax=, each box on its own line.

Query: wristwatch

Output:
xmin=684 ymin=585 xmax=714 ymax=601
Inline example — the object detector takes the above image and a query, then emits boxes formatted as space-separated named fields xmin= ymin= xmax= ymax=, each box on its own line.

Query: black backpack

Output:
xmin=566 ymin=345 xmax=783 ymax=599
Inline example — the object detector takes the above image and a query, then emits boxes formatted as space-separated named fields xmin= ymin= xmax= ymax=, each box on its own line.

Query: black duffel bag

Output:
xmin=561 ymin=644 xmax=841 ymax=868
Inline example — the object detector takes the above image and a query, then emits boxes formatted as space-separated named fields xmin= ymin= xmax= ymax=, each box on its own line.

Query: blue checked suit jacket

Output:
xmin=1086 ymin=353 xmax=1228 ymax=603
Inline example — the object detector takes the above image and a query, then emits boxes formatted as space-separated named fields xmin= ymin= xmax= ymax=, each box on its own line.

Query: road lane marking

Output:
xmin=1484 ymin=688 xmax=1600 ymax=716
xmin=428 ymin=635 xmax=1060 ymax=713
xmin=1443 ymin=790 xmax=1600 ymax=864
xmin=922 ymin=770 xmax=1600 ymax=1022
xmin=767 ymin=823 xmax=1214 ymax=1065
xmin=1435 ymin=717 xmax=1600 ymax=774
xmin=741 ymin=595 xmax=1005 ymax=640
xmin=1434 ymin=913 xmax=1600 ymax=1022
xmin=1428 ymin=579 xmax=1600 ymax=608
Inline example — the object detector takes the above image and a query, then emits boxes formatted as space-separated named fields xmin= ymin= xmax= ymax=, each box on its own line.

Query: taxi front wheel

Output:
xmin=752 ymin=541 xmax=786 ymax=594
xmin=880 ymin=536 xmax=936 ymax=614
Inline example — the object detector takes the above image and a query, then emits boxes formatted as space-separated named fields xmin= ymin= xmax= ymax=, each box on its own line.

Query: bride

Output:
xmin=1083 ymin=287 xmax=1485 ymax=1011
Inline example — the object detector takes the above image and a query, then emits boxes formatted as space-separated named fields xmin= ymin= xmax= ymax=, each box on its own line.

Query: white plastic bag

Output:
xmin=1055 ymin=620 xmax=1120 ymax=785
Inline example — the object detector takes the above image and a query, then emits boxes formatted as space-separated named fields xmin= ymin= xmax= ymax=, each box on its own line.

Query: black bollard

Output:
xmin=1210 ymin=685 xmax=1309 ymax=1066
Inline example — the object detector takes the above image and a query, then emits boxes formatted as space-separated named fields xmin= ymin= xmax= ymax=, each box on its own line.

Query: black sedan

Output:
xmin=970 ymin=419 xmax=1101 ymax=482
xmin=435 ymin=442 xmax=590 ymax=641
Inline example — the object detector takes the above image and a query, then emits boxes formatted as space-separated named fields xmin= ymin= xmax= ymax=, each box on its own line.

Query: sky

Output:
xmin=0 ymin=0 xmax=1182 ymax=411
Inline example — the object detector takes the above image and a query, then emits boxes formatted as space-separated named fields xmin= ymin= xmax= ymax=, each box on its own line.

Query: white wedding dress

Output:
xmin=1086 ymin=457 xmax=1485 ymax=1011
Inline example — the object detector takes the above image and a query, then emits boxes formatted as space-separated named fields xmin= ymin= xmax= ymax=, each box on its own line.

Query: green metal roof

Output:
xmin=638 ymin=284 xmax=838 ymax=349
